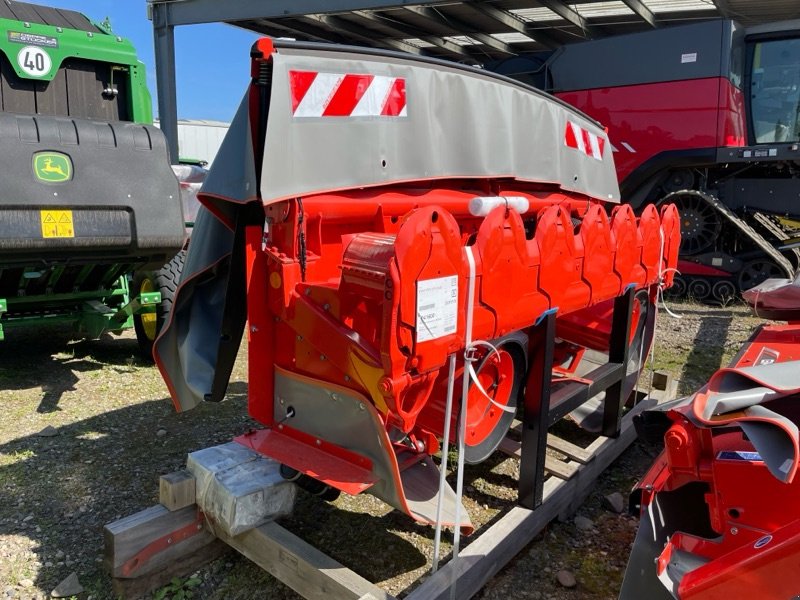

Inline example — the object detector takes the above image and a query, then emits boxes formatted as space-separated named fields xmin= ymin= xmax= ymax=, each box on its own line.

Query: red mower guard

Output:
xmin=622 ymin=320 xmax=800 ymax=599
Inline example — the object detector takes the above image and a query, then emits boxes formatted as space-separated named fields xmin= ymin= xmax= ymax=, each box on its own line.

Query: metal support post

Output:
xmin=601 ymin=286 xmax=636 ymax=437
xmin=518 ymin=310 xmax=556 ymax=509
xmin=151 ymin=2 xmax=180 ymax=163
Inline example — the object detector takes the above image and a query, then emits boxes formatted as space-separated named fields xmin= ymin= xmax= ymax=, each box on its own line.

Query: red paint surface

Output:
xmin=558 ymin=77 xmax=746 ymax=182
xmin=234 ymin=46 xmax=682 ymax=528
xmin=633 ymin=322 xmax=800 ymax=598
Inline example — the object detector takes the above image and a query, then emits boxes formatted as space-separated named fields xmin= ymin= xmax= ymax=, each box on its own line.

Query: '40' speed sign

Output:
xmin=17 ymin=46 xmax=52 ymax=77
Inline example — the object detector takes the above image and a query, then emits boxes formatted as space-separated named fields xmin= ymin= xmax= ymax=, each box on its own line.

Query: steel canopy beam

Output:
xmin=306 ymin=14 xmax=426 ymax=55
xmin=468 ymin=3 xmax=559 ymax=50
xmin=253 ymin=18 xmax=350 ymax=43
xmin=147 ymin=0 xmax=449 ymax=26
xmin=151 ymin=2 xmax=179 ymax=163
xmin=353 ymin=11 xmax=475 ymax=59
xmin=147 ymin=1 xmax=441 ymax=158
xmin=535 ymin=0 xmax=599 ymax=37
xmin=620 ymin=0 xmax=658 ymax=27
xmin=403 ymin=5 xmax=516 ymax=55
xmin=713 ymin=0 xmax=734 ymax=19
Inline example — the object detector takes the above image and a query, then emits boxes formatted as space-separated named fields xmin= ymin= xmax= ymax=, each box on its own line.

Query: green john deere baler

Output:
xmin=0 ymin=1 xmax=185 ymax=355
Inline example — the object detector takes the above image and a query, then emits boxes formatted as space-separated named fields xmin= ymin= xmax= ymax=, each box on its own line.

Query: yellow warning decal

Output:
xmin=40 ymin=209 xmax=74 ymax=238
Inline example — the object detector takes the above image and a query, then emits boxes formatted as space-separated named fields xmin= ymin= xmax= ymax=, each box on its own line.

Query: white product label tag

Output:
xmin=416 ymin=275 xmax=458 ymax=342
xmin=681 ymin=52 xmax=697 ymax=64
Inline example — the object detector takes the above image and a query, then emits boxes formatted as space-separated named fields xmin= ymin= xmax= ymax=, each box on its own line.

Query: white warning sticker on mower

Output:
xmin=416 ymin=275 xmax=458 ymax=343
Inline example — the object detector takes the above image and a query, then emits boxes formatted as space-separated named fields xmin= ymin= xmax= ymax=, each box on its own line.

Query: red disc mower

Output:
xmin=155 ymin=38 xmax=680 ymax=532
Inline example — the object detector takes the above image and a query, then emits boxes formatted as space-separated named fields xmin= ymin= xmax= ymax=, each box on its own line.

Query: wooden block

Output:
xmin=214 ymin=521 xmax=395 ymax=600
xmin=651 ymin=370 xmax=672 ymax=392
xmin=159 ymin=470 xmax=196 ymax=511
xmin=546 ymin=435 xmax=592 ymax=465
xmin=497 ymin=438 xmax=579 ymax=480
xmin=509 ymin=421 xmax=593 ymax=464
xmin=543 ymin=456 xmax=578 ymax=480
xmin=104 ymin=504 xmax=215 ymax=580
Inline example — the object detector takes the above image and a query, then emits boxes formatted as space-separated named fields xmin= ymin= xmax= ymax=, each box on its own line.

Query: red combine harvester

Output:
xmin=155 ymin=39 xmax=679 ymax=531
xmin=491 ymin=19 xmax=800 ymax=301
xmin=622 ymin=291 xmax=800 ymax=599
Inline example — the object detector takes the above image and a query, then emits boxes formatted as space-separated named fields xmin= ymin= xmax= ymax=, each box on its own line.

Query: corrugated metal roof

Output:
xmin=573 ymin=2 xmax=634 ymax=19
xmin=510 ymin=7 xmax=563 ymax=22
xmin=725 ymin=0 xmax=800 ymax=24
xmin=171 ymin=1 xmax=800 ymax=63
xmin=647 ymin=0 xmax=714 ymax=14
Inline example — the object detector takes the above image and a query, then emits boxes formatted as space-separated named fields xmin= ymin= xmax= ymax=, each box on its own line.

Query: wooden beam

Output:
xmin=620 ymin=0 xmax=658 ymax=27
xmin=104 ymin=504 xmax=225 ymax=598
xmin=497 ymin=437 xmax=579 ymax=480
xmin=406 ymin=394 xmax=658 ymax=600
xmin=545 ymin=435 xmax=593 ymax=465
xmin=510 ymin=420 xmax=594 ymax=464
xmin=467 ymin=3 xmax=559 ymax=49
xmin=403 ymin=5 xmax=516 ymax=56
xmin=215 ymin=520 xmax=396 ymax=600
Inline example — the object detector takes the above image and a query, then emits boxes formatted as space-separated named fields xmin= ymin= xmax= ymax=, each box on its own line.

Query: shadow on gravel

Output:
xmin=0 ymin=329 xmax=429 ymax=596
xmin=0 ymin=397 xmax=431 ymax=596
xmin=679 ymin=310 xmax=734 ymax=394
xmin=0 ymin=324 xmax=256 ymax=596
xmin=283 ymin=494 xmax=428 ymax=583
xmin=460 ymin=454 xmax=519 ymax=510
xmin=0 ymin=395 xmax=258 ymax=596
xmin=0 ymin=325 xmax=143 ymax=413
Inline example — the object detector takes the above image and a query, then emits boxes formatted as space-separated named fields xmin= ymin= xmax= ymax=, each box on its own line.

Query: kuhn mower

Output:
xmin=623 ymin=284 xmax=800 ymax=598
xmin=155 ymin=39 xmax=679 ymax=531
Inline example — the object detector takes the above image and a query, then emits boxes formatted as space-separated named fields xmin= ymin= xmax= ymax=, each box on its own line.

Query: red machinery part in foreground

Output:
xmin=622 ymin=319 xmax=800 ymax=599
xmin=154 ymin=38 xmax=680 ymax=532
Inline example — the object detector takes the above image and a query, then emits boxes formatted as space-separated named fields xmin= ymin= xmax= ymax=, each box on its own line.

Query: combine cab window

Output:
xmin=750 ymin=38 xmax=800 ymax=144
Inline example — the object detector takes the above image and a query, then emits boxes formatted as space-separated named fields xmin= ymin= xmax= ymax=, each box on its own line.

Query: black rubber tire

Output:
xmin=687 ymin=278 xmax=712 ymax=301
xmin=133 ymin=249 xmax=185 ymax=360
xmin=737 ymin=259 xmax=783 ymax=292
xmin=712 ymin=280 xmax=737 ymax=305
xmin=664 ymin=275 xmax=687 ymax=299
xmin=664 ymin=190 xmax=722 ymax=256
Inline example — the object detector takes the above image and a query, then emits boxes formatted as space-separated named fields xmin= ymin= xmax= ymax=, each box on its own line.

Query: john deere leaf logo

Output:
xmin=33 ymin=152 xmax=72 ymax=183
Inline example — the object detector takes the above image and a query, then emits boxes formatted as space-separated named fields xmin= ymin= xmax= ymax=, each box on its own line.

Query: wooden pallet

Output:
xmin=105 ymin=375 xmax=676 ymax=600
xmin=408 ymin=381 xmax=676 ymax=600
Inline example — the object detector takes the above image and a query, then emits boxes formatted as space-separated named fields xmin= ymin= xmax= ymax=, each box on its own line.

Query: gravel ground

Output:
xmin=0 ymin=300 xmax=768 ymax=599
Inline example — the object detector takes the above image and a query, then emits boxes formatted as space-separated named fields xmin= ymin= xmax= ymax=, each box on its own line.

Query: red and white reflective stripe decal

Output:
xmin=564 ymin=121 xmax=606 ymax=160
xmin=289 ymin=70 xmax=407 ymax=118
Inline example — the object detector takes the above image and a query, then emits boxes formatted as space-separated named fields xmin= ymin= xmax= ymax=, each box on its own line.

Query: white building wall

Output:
xmin=155 ymin=120 xmax=230 ymax=166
